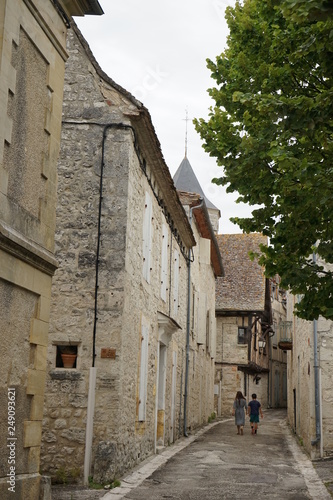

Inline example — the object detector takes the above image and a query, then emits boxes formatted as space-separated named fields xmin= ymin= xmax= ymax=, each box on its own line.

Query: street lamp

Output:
xmin=258 ymin=336 xmax=266 ymax=353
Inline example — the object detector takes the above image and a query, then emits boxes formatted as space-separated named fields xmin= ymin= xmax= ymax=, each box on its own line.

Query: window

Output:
xmin=173 ymin=250 xmax=179 ymax=317
xmin=191 ymin=285 xmax=198 ymax=335
xmin=206 ymin=310 xmax=211 ymax=352
xmin=160 ymin=224 xmax=168 ymax=301
xmin=238 ymin=327 xmax=246 ymax=345
xmin=138 ymin=321 xmax=149 ymax=421
xmin=197 ymin=292 xmax=207 ymax=345
xmin=191 ymin=287 xmax=195 ymax=331
xmin=143 ymin=192 xmax=153 ymax=283
xmin=55 ymin=345 xmax=78 ymax=369
xmin=272 ymin=319 xmax=278 ymax=347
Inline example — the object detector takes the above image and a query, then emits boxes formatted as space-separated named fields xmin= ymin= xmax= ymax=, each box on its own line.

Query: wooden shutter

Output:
xmin=161 ymin=224 xmax=168 ymax=301
xmin=138 ymin=321 xmax=149 ymax=421
xmin=173 ymin=249 xmax=179 ymax=317
xmin=197 ymin=292 xmax=207 ymax=345
xmin=142 ymin=192 xmax=152 ymax=283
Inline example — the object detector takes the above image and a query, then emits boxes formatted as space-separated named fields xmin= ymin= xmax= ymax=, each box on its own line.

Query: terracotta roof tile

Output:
xmin=216 ymin=233 xmax=267 ymax=312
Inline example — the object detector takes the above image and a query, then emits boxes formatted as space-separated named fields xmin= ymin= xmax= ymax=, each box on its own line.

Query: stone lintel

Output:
xmin=157 ymin=311 xmax=181 ymax=347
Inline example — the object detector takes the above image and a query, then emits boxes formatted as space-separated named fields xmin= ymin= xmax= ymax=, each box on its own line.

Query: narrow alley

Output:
xmin=53 ymin=410 xmax=333 ymax=500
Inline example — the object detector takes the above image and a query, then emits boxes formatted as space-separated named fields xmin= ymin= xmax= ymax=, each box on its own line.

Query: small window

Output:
xmin=191 ymin=288 xmax=195 ymax=331
xmin=272 ymin=320 xmax=278 ymax=347
xmin=206 ymin=311 xmax=210 ymax=351
xmin=173 ymin=250 xmax=179 ymax=317
xmin=56 ymin=345 xmax=78 ymax=369
xmin=143 ymin=192 xmax=153 ymax=283
xmin=238 ymin=327 xmax=246 ymax=344
xmin=138 ymin=322 xmax=149 ymax=421
xmin=160 ymin=224 xmax=168 ymax=301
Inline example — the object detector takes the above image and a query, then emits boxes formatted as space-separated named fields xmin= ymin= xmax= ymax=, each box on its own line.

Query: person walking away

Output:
xmin=248 ymin=393 xmax=263 ymax=435
xmin=232 ymin=391 xmax=247 ymax=435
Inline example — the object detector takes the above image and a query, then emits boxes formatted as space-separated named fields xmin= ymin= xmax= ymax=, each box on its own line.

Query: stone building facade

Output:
xmin=41 ymin=24 xmax=221 ymax=485
xmin=176 ymin=191 xmax=223 ymax=433
xmin=287 ymin=259 xmax=333 ymax=459
xmin=269 ymin=276 xmax=288 ymax=408
xmin=0 ymin=2 xmax=102 ymax=499
xmin=214 ymin=234 xmax=272 ymax=417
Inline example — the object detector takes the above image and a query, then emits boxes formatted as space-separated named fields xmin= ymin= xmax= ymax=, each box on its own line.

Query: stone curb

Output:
xmin=279 ymin=419 xmax=332 ymax=500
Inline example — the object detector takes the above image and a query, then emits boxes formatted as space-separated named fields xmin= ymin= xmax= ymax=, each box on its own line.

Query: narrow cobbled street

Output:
xmin=53 ymin=410 xmax=333 ymax=500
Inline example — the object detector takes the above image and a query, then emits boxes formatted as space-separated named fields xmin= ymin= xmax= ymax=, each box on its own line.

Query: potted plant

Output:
xmin=60 ymin=345 xmax=77 ymax=368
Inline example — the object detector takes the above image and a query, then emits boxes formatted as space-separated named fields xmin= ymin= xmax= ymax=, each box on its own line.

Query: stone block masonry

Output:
xmin=41 ymin=23 xmax=218 ymax=486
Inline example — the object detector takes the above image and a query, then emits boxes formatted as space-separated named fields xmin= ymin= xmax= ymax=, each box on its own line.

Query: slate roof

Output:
xmin=216 ymin=233 xmax=268 ymax=312
xmin=173 ymin=157 xmax=220 ymax=212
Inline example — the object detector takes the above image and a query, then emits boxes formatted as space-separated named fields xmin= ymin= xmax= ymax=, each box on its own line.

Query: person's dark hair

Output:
xmin=236 ymin=391 xmax=244 ymax=401
xmin=252 ymin=393 xmax=257 ymax=399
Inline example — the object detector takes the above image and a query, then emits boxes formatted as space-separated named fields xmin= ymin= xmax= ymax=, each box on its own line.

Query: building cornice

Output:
xmin=0 ymin=221 xmax=58 ymax=276
xmin=58 ymin=0 xmax=103 ymax=17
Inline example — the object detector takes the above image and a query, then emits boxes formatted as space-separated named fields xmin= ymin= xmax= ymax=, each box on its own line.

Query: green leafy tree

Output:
xmin=194 ymin=0 xmax=333 ymax=320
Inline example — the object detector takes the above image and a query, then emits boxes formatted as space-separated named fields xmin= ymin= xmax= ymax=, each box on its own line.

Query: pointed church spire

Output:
xmin=173 ymin=156 xmax=221 ymax=233
xmin=173 ymin=156 xmax=219 ymax=211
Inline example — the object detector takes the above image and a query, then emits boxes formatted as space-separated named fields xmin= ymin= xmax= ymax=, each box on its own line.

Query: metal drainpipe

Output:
xmin=311 ymin=249 xmax=321 ymax=447
xmin=184 ymin=199 xmax=203 ymax=437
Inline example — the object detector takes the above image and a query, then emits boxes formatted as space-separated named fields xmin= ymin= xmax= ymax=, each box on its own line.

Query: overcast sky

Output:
xmin=75 ymin=0 xmax=251 ymax=233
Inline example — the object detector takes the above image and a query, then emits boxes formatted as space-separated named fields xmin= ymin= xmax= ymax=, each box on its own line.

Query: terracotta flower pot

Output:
xmin=61 ymin=353 xmax=77 ymax=368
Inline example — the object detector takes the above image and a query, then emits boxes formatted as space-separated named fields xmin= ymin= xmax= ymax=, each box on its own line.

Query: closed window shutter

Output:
xmin=143 ymin=192 xmax=152 ymax=282
xmin=161 ymin=224 xmax=168 ymax=301
xmin=210 ymin=311 xmax=217 ymax=358
xmin=191 ymin=286 xmax=196 ymax=331
xmin=197 ymin=292 xmax=207 ymax=345
xmin=173 ymin=250 xmax=179 ymax=317
xmin=138 ymin=322 xmax=149 ymax=421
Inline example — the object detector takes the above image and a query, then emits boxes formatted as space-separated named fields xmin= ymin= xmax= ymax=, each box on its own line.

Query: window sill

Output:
xmin=50 ymin=369 xmax=82 ymax=381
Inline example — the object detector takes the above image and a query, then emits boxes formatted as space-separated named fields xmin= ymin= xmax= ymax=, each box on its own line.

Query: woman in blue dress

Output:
xmin=232 ymin=391 xmax=247 ymax=435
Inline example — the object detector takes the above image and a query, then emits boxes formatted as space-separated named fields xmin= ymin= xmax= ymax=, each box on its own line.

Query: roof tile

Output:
xmin=216 ymin=233 xmax=267 ymax=311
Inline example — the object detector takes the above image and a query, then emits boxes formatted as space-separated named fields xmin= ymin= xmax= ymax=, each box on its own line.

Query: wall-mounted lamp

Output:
xmin=258 ymin=336 xmax=266 ymax=353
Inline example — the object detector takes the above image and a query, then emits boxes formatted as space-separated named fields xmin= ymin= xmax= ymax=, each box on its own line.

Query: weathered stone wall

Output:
xmin=287 ymin=288 xmax=333 ymax=459
xmin=42 ymin=25 xmax=217 ymax=485
xmin=287 ymin=301 xmax=314 ymax=456
xmin=214 ymin=313 xmax=270 ymax=417
xmin=42 ymin=123 xmax=190 ymax=480
xmin=0 ymin=1 xmax=72 ymax=498
xmin=41 ymin=24 xmax=141 ymax=480
xmin=215 ymin=316 xmax=248 ymax=416
xmin=215 ymin=317 xmax=248 ymax=417
xmin=270 ymin=281 xmax=288 ymax=408
xmin=319 ymin=317 xmax=333 ymax=455
xmin=185 ymin=222 xmax=217 ymax=429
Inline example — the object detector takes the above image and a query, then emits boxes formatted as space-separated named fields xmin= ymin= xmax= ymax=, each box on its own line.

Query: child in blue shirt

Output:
xmin=248 ymin=393 xmax=263 ymax=435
